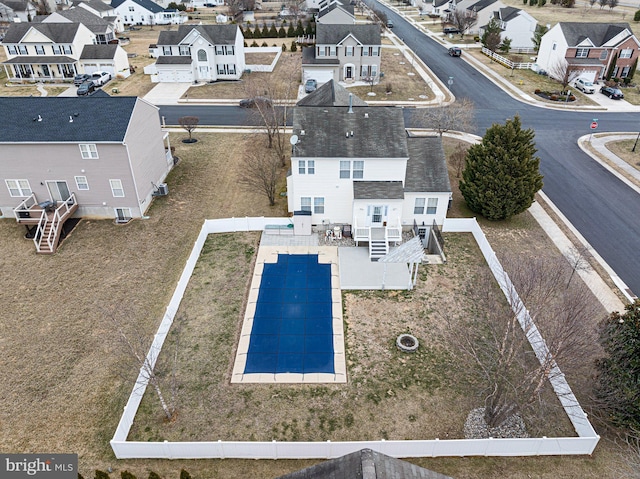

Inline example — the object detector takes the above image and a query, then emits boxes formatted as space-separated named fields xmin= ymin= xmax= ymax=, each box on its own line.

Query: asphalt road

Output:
xmin=159 ymin=5 xmax=640 ymax=297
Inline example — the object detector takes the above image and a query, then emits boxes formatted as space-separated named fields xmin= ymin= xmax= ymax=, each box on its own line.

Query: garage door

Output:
xmin=83 ymin=63 xmax=98 ymax=74
xmin=577 ymin=70 xmax=597 ymax=83
xmin=158 ymin=68 xmax=193 ymax=83
xmin=303 ymin=68 xmax=334 ymax=85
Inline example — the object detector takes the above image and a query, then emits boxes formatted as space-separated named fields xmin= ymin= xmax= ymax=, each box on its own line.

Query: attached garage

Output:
xmin=80 ymin=44 xmax=131 ymax=78
xmin=156 ymin=56 xmax=193 ymax=83
xmin=301 ymin=46 xmax=339 ymax=86
xmin=303 ymin=68 xmax=335 ymax=85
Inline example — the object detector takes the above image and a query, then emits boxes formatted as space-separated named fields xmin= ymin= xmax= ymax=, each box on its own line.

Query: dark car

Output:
xmin=386 ymin=20 xmax=394 ymax=28
xmin=239 ymin=96 xmax=272 ymax=108
xmin=448 ymin=47 xmax=462 ymax=57
xmin=443 ymin=26 xmax=460 ymax=34
xmin=600 ymin=85 xmax=624 ymax=99
xmin=304 ymin=78 xmax=317 ymax=93
xmin=77 ymin=80 xmax=96 ymax=96
xmin=74 ymin=73 xmax=91 ymax=86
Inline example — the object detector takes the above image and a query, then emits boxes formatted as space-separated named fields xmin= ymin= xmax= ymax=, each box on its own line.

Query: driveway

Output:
xmin=143 ymin=82 xmax=192 ymax=105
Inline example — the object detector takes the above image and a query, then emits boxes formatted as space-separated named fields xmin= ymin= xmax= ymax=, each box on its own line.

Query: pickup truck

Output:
xmin=91 ymin=71 xmax=111 ymax=86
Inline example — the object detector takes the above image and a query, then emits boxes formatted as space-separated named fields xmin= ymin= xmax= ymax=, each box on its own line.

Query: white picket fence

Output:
xmin=110 ymin=217 xmax=599 ymax=460
xmin=481 ymin=47 xmax=535 ymax=70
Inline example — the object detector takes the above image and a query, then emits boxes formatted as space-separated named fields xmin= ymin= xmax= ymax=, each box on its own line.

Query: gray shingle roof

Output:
xmin=80 ymin=43 xmax=118 ymax=59
xmin=276 ymin=448 xmax=454 ymax=479
xmin=318 ymin=1 xmax=354 ymax=19
xmin=301 ymin=45 xmax=340 ymax=65
xmin=3 ymin=55 xmax=76 ymax=63
xmin=156 ymin=55 xmax=192 ymax=64
xmin=2 ymin=0 xmax=31 ymax=11
xmin=297 ymin=79 xmax=368 ymax=107
xmin=51 ymin=7 xmax=111 ymax=34
xmin=292 ymin=106 xmax=408 ymax=159
xmin=467 ymin=0 xmax=498 ymax=12
xmin=354 ymin=181 xmax=404 ymax=199
xmin=405 ymin=136 xmax=452 ymax=193
xmin=0 ymin=96 xmax=140 ymax=143
xmin=494 ymin=6 xmax=520 ymax=22
xmin=73 ymin=0 xmax=114 ymax=12
xmin=2 ymin=22 xmax=81 ymax=43
xmin=157 ymin=24 xmax=238 ymax=46
xmin=111 ymin=0 xmax=164 ymax=13
xmin=316 ymin=24 xmax=381 ymax=45
xmin=558 ymin=22 xmax=633 ymax=47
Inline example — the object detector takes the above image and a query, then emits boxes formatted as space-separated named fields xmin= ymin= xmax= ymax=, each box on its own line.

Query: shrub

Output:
xmin=473 ymin=36 xmax=480 ymax=42
xmin=261 ymin=41 xmax=268 ymax=47
xmin=569 ymin=95 xmax=576 ymax=101
xmin=281 ymin=43 xmax=287 ymax=51
xmin=95 ymin=471 xmax=110 ymax=479
xmin=290 ymin=41 xmax=297 ymax=52
xmin=534 ymin=88 xmax=541 ymax=94
xmin=635 ymin=9 xmax=640 ymax=21
xmin=179 ymin=470 xmax=192 ymax=479
xmin=278 ymin=26 xmax=286 ymax=38
xmin=148 ymin=472 xmax=161 ymax=479
xmin=121 ymin=472 xmax=137 ymax=479
xmin=250 ymin=40 xmax=259 ymax=47
xmin=287 ymin=25 xmax=296 ymax=37
xmin=386 ymin=82 xmax=392 ymax=93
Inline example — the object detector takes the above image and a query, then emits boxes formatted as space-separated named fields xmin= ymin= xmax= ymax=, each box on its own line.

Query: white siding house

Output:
xmin=482 ymin=6 xmax=537 ymax=49
xmin=111 ymin=0 xmax=186 ymax=26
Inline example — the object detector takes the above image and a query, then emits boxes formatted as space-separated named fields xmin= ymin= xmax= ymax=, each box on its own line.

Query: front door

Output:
xmin=41 ymin=64 xmax=50 ymax=77
xmin=345 ymin=65 xmax=353 ymax=79
xmin=47 ymin=181 xmax=70 ymax=202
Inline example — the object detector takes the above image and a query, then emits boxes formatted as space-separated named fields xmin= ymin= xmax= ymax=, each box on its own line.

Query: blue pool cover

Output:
xmin=244 ymin=254 xmax=335 ymax=374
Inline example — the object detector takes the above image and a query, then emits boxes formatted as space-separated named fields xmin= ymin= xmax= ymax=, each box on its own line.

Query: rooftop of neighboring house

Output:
xmin=296 ymin=79 xmax=368 ymax=107
xmin=111 ymin=0 xmax=164 ymax=14
xmin=493 ymin=6 xmax=520 ymax=22
xmin=2 ymin=21 xmax=82 ymax=43
xmin=317 ymin=0 xmax=354 ymax=19
xmin=1 ymin=0 xmax=32 ymax=11
xmin=458 ymin=0 xmax=500 ymax=12
xmin=36 ymin=8 xmax=112 ymax=34
xmin=301 ymin=45 xmax=340 ymax=65
xmin=557 ymin=22 xmax=635 ymax=47
xmin=0 ymin=96 xmax=139 ymax=143
xmin=72 ymin=0 xmax=115 ymax=12
xmin=292 ymin=105 xmax=408 ymax=159
xmin=315 ymin=23 xmax=381 ymax=45
xmin=156 ymin=23 xmax=238 ymax=45
xmin=405 ymin=136 xmax=452 ymax=193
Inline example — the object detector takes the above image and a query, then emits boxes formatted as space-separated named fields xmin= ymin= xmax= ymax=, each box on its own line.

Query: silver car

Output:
xmin=575 ymin=78 xmax=596 ymax=94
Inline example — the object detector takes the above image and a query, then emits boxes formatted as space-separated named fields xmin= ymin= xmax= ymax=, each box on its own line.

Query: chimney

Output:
xmin=348 ymin=93 xmax=353 ymax=113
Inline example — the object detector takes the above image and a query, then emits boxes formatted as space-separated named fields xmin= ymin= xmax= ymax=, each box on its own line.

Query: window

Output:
xmin=314 ymin=197 xmax=324 ymax=214
xmin=621 ymin=66 xmax=631 ymax=78
xmin=340 ymin=160 xmax=350 ymax=178
xmin=317 ymin=47 xmax=325 ymax=57
xmin=18 ymin=45 xmax=28 ymax=54
xmin=6 ymin=179 xmax=32 ymax=197
xmin=217 ymin=63 xmax=236 ymax=75
xmin=374 ymin=47 xmax=380 ymax=56
xmin=197 ymin=49 xmax=207 ymax=61
xmin=128 ymin=6 xmax=134 ymax=10
xmin=63 ymin=45 xmax=72 ymax=55
xmin=352 ymin=160 xmax=363 ymax=179
xmin=52 ymin=45 xmax=61 ymax=54
xmin=115 ymin=207 xmax=132 ymax=223
xmin=301 ymin=197 xmax=311 ymax=212
xmin=298 ymin=160 xmax=315 ymax=174
xmin=345 ymin=45 xmax=353 ymax=56
xmin=599 ymin=50 xmax=608 ymax=60
xmin=427 ymin=198 xmax=438 ymax=214
xmin=552 ymin=42 xmax=556 ymax=51
xmin=179 ymin=45 xmax=190 ymax=56
xmin=163 ymin=46 xmax=172 ymax=55
xmin=325 ymin=46 xmax=330 ymax=56
xmin=620 ymin=48 xmax=633 ymax=59
xmin=35 ymin=45 xmax=45 ymax=55
xmin=7 ymin=45 xmax=17 ymax=55
xmin=330 ymin=47 xmax=336 ymax=56
xmin=110 ymin=179 xmax=125 ymax=197
xmin=414 ymin=198 xmax=425 ymax=214
xmin=575 ymin=48 xmax=589 ymax=58
xmin=75 ymin=176 xmax=89 ymax=190
xmin=371 ymin=65 xmax=377 ymax=77
xmin=215 ymin=45 xmax=224 ymax=55
xmin=363 ymin=47 xmax=369 ymax=56
xmin=79 ymin=144 xmax=98 ymax=159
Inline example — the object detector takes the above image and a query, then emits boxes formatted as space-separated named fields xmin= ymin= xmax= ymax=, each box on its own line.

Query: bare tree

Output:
xmin=104 ymin=306 xmax=182 ymax=421
xmin=450 ymin=9 xmax=477 ymax=39
xmin=564 ymin=245 xmax=591 ymax=288
xmin=414 ymin=97 xmax=475 ymax=137
xmin=178 ymin=116 xmax=199 ymax=143
xmin=243 ymin=73 xmax=296 ymax=166
xmin=285 ymin=0 xmax=302 ymax=23
xmin=238 ymin=147 xmax=282 ymax=206
xmin=450 ymin=143 xmax=467 ymax=178
xmin=548 ymin=59 xmax=580 ymax=91
xmin=444 ymin=255 xmax=600 ymax=429
xmin=33 ymin=0 xmax=51 ymax=15
xmin=608 ymin=0 xmax=619 ymax=10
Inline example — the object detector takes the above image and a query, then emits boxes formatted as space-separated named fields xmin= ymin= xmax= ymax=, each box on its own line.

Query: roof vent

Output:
xmin=69 ymin=116 xmax=73 ymax=123
xmin=364 ymin=113 xmax=369 ymax=118
xmin=33 ymin=115 xmax=42 ymax=122
xmin=350 ymin=131 xmax=354 ymax=137
xmin=345 ymin=132 xmax=349 ymax=138
xmin=300 ymin=129 xmax=305 ymax=135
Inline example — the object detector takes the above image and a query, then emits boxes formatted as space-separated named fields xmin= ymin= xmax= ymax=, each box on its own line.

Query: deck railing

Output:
xmin=34 ymin=193 xmax=77 ymax=253
xmin=14 ymin=194 xmax=37 ymax=220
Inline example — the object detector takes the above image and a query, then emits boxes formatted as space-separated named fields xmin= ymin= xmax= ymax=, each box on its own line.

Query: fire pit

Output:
xmin=396 ymin=334 xmax=419 ymax=353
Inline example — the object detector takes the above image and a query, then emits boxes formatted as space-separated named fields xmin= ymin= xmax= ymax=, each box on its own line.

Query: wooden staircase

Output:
xmin=369 ymin=227 xmax=389 ymax=261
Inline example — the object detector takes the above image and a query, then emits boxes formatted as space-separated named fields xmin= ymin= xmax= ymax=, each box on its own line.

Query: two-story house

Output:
xmin=0 ymin=0 xmax=36 ymax=22
xmin=287 ymin=84 xmax=451 ymax=260
xmin=1 ymin=22 xmax=95 ymax=81
xmin=302 ymin=24 xmax=381 ymax=85
xmin=454 ymin=0 xmax=507 ymax=36
xmin=149 ymin=24 xmax=245 ymax=83
xmin=537 ymin=22 xmax=640 ymax=83
xmin=480 ymin=6 xmax=537 ymax=49
xmin=316 ymin=0 xmax=355 ymax=25
xmin=73 ymin=0 xmax=125 ymax=33
xmin=39 ymin=8 xmax=117 ymax=44
xmin=0 ymin=95 xmax=174 ymax=253
xmin=111 ymin=0 xmax=186 ymax=26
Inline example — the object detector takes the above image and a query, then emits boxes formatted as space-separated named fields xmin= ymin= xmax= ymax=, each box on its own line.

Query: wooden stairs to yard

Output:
xmin=35 ymin=201 xmax=79 ymax=254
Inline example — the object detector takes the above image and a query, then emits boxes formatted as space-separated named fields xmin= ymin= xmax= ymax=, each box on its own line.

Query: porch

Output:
xmin=2 ymin=57 xmax=77 ymax=82
xmin=14 ymin=193 xmax=79 ymax=254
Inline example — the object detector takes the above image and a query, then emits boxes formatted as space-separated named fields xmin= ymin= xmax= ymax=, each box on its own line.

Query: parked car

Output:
xmin=574 ymin=78 xmax=596 ymax=94
xmin=74 ymin=73 xmax=91 ymax=86
xmin=76 ymin=81 xmax=96 ymax=96
xmin=239 ymin=96 xmax=272 ymax=108
xmin=448 ymin=47 xmax=462 ymax=57
xmin=386 ymin=20 xmax=394 ymax=28
xmin=90 ymin=71 xmax=111 ymax=86
xmin=304 ymin=79 xmax=317 ymax=93
xmin=443 ymin=26 xmax=460 ymax=34
xmin=600 ymin=85 xmax=624 ymax=99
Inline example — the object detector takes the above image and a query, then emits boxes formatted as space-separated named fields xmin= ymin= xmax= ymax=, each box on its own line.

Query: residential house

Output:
xmin=430 ymin=0 xmax=455 ymax=18
xmin=316 ymin=0 xmax=355 ymax=25
xmin=480 ymin=6 xmax=537 ymax=49
xmin=0 ymin=0 xmax=36 ymax=22
xmin=79 ymin=43 xmax=130 ymax=77
xmin=1 ymin=21 xmax=95 ymax=80
xmin=0 ymin=96 xmax=174 ymax=253
xmin=72 ymin=0 xmax=124 ymax=33
xmin=111 ymin=0 xmax=186 ymax=26
xmin=149 ymin=24 xmax=244 ymax=82
xmin=454 ymin=0 xmax=507 ymax=36
xmin=537 ymin=22 xmax=640 ymax=82
xmin=39 ymin=8 xmax=118 ymax=44
xmin=287 ymin=84 xmax=452 ymax=260
xmin=302 ymin=23 xmax=381 ymax=84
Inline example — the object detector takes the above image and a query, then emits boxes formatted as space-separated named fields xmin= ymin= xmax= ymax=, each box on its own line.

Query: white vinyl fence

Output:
xmin=110 ymin=217 xmax=599 ymax=460
xmin=245 ymin=47 xmax=282 ymax=73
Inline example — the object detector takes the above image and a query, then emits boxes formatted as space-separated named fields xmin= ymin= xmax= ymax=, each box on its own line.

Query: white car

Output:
xmin=575 ymin=78 xmax=596 ymax=94
xmin=91 ymin=71 xmax=111 ymax=86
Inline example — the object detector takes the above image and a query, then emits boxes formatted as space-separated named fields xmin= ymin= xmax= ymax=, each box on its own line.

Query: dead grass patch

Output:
xmin=605 ymin=138 xmax=640 ymax=173
xmin=245 ymin=52 xmax=278 ymax=64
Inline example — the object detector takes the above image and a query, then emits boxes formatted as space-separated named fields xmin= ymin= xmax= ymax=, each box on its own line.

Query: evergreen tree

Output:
xmin=305 ymin=21 xmax=314 ymax=36
xmin=459 ymin=116 xmax=543 ymax=221
xmin=291 ymin=41 xmax=297 ymax=52
xmin=278 ymin=26 xmax=286 ymax=37
xmin=594 ymin=300 xmax=640 ymax=430
xmin=481 ymin=18 xmax=502 ymax=52
xmin=287 ymin=24 xmax=296 ymax=37
xmin=261 ymin=23 xmax=269 ymax=37
xmin=268 ymin=24 xmax=278 ymax=37
xmin=148 ymin=472 xmax=161 ymax=479
xmin=179 ymin=470 xmax=192 ymax=479
xmin=252 ymin=25 xmax=261 ymax=38
xmin=296 ymin=20 xmax=304 ymax=36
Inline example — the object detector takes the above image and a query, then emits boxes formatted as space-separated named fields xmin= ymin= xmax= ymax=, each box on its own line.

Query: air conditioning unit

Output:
xmin=157 ymin=183 xmax=169 ymax=196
